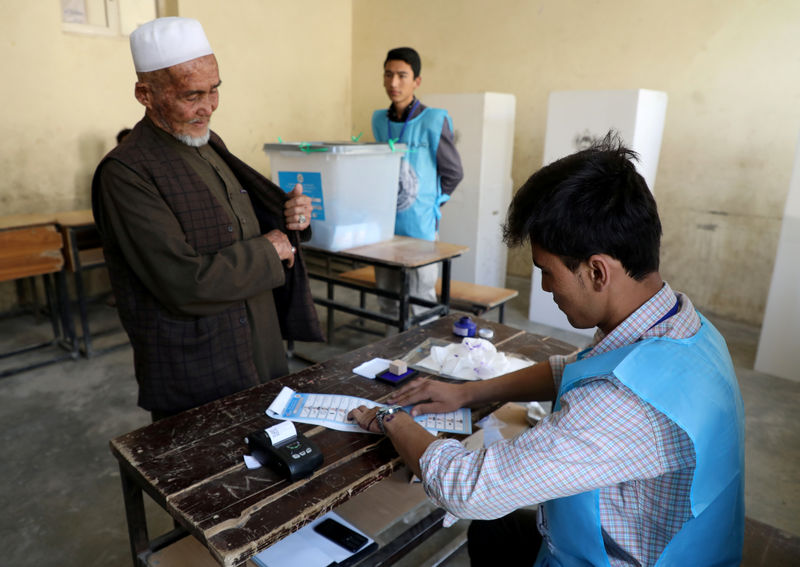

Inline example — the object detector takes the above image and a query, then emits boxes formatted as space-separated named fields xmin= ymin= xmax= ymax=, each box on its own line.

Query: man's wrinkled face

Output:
xmin=138 ymin=54 xmax=220 ymax=145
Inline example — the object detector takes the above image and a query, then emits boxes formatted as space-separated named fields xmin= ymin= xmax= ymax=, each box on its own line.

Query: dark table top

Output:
xmin=303 ymin=235 xmax=468 ymax=269
xmin=109 ymin=313 xmax=576 ymax=567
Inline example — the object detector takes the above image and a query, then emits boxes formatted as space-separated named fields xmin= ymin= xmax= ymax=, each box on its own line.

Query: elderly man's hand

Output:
xmin=348 ymin=405 xmax=383 ymax=434
xmin=284 ymin=183 xmax=312 ymax=231
xmin=264 ymin=229 xmax=295 ymax=268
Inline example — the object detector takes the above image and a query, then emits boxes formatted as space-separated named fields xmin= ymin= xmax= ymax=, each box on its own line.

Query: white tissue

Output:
xmin=418 ymin=337 xmax=531 ymax=380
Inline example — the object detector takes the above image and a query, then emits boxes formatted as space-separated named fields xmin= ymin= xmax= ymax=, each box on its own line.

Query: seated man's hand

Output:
xmin=348 ymin=405 xmax=382 ymax=433
xmin=388 ymin=378 xmax=468 ymax=417
xmin=284 ymin=183 xmax=312 ymax=231
xmin=264 ymin=229 xmax=295 ymax=267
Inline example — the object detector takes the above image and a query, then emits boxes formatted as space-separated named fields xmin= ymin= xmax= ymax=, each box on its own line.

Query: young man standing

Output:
xmin=371 ymin=47 xmax=463 ymax=326
xmin=350 ymin=135 xmax=745 ymax=566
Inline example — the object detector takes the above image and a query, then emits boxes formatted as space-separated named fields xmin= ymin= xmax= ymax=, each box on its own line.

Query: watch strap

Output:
xmin=376 ymin=405 xmax=404 ymax=434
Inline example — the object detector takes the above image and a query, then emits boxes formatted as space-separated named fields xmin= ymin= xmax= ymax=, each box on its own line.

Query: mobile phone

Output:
xmin=313 ymin=518 xmax=369 ymax=553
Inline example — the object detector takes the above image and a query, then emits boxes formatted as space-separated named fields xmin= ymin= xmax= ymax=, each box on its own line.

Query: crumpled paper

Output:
xmin=416 ymin=337 xmax=533 ymax=380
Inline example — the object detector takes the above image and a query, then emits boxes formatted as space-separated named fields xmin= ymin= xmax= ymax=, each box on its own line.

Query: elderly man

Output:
xmin=93 ymin=17 xmax=322 ymax=421
xmin=350 ymin=135 xmax=745 ymax=566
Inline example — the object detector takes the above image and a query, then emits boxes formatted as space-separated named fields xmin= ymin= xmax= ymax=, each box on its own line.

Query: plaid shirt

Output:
xmin=420 ymin=282 xmax=701 ymax=566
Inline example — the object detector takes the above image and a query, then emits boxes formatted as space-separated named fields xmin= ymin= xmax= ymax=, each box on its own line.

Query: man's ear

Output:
xmin=414 ymin=75 xmax=422 ymax=89
xmin=586 ymin=254 xmax=612 ymax=291
xmin=134 ymin=82 xmax=152 ymax=109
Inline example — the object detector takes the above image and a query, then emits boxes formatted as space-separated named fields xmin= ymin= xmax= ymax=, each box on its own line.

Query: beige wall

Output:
xmin=1 ymin=0 xmax=796 ymax=326
xmin=0 ymin=0 xmax=352 ymax=308
xmin=352 ymin=0 xmax=800 ymax=326
xmin=180 ymin=0 xmax=353 ymax=168
xmin=0 ymin=0 xmax=352 ymax=216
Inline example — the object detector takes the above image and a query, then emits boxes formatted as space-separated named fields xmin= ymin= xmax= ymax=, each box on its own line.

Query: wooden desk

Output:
xmin=110 ymin=314 xmax=576 ymax=567
xmin=54 ymin=209 xmax=100 ymax=272
xmin=304 ymin=236 xmax=469 ymax=337
xmin=0 ymin=216 xmax=62 ymax=281
xmin=0 ymin=214 xmax=77 ymax=376
xmin=55 ymin=209 xmax=126 ymax=357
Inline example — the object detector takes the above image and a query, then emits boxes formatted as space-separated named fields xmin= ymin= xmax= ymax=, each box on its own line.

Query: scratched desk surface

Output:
xmin=304 ymin=235 xmax=468 ymax=269
xmin=109 ymin=314 xmax=576 ymax=567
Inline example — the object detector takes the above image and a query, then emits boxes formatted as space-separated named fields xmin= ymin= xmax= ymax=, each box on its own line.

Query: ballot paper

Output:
xmin=267 ymin=386 xmax=471 ymax=435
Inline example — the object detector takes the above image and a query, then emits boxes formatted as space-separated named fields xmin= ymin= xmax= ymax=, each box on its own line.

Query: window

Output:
xmin=61 ymin=0 xmax=157 ymax=37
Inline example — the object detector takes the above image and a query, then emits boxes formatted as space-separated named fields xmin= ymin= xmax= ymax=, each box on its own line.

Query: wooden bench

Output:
xmin=0 ymin=218 xmax=78 ymax=376
xmin=338 ymin=265 xmax=518 ymax=323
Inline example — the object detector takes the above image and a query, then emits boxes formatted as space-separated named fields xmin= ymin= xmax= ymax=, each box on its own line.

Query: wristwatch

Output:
xmin=375 ymin=405 xmax=405 ymax=434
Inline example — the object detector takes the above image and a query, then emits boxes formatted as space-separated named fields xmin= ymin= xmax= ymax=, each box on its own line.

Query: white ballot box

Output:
xmin=529 ymin=89 xmax=668 ymax=336
xmin=263 ymin=142 xmax=404 ymax=251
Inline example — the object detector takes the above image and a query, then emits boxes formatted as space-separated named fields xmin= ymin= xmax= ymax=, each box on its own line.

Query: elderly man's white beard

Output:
xmin=175 ymin=129 xmax=210 ymax=147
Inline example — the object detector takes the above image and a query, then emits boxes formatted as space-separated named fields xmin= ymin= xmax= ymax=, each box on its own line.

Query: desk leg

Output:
xmin=54 ymin=271 xmax=79 ymax=359
xmin=119 ymin=463 xmax=150 ymax=567
xmin=440 ymin=260 xmax=452 ymax=316
xmin=41 ymin=274 xmax=61 ymax=340
xmin=398 ymin=268 xmax=411 ymax=332
xmin=327 ymin=280 xmax=335 ymax=341
xmin=69 ymin=228 xmax=94 ymax=357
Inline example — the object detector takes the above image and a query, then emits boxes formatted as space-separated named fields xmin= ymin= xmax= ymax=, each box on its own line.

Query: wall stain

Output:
xmin=696 ymin=223 xmax=718 ymax=231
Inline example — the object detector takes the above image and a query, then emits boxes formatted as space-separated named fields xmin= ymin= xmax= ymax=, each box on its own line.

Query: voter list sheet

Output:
xmin=267 ymin=386 xmax=471 ymax=435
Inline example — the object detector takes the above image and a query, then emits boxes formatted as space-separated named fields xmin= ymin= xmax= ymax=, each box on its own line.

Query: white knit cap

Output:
xmin=130 ymin=17 xmax=213 ymax=73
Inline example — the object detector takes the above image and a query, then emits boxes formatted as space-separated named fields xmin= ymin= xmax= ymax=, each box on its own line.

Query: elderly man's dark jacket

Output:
xmin=91 ymin=118 xmax=322 ymax=414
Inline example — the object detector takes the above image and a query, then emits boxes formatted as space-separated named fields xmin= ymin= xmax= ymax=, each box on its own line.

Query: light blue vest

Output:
xmin=372 ymin=106 xmax=451 ymax=241
xmin=535 ymin=314 xmax=745 ymax=567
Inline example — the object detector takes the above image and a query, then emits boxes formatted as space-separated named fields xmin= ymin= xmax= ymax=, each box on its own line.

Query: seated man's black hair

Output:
xmin=502 ymin=131 xmax=662 ymax=280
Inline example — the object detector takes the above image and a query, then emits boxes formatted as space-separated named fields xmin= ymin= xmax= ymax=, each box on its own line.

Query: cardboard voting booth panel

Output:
xmin=755 ymin=132 xmax=800 ymax=382
xmin=425 ymin=92 xmax=516 ymax=288
xmin=529 ymin=89 xmax=668 ymax=336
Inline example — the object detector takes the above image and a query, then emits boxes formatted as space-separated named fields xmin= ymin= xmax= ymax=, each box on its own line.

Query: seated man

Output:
xmin=349 ymin=133 xmax=745 ymax=566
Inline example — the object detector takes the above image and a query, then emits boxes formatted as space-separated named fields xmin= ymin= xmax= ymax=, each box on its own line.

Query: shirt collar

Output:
xmin=588 ymin=282 xmax=681 ymax=356
xmin=387 ymin=97 xmax=421 ymax=122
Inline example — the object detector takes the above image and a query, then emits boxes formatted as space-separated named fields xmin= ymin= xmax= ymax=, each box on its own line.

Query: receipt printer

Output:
xmin=246 ymin=421 xmax=323 ymax=481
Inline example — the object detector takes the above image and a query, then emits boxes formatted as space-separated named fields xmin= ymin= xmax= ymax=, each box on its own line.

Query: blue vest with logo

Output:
xmin=372 ymin=106 xmax=451 ymax=241
xmin=535 ymin=314 xmax=745 ymax=567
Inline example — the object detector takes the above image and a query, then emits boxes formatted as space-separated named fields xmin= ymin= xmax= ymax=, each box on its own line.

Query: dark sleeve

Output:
xmin=437 ymin=118 xmax=464 ymax=198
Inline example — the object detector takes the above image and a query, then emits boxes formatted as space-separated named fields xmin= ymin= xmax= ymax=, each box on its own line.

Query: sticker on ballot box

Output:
xmin=278 ymin=171 xmax=325 ymax=221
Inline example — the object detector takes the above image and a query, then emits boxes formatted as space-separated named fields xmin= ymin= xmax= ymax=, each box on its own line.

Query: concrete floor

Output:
xmin=0 ymin=275 xmax=798 ymax=566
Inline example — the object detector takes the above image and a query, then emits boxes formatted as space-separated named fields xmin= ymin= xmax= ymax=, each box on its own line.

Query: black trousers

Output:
xmin=467 ymin=508 xmax=542 ymax=567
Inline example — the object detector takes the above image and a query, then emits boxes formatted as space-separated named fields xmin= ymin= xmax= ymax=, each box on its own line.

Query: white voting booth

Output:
xmin=754 ymin=133 xmax=800 ymax=382
xmin=529 ymin=89 xmax=668 ymax=336
xmin=424 ymin=92 xmax=516 ymax=288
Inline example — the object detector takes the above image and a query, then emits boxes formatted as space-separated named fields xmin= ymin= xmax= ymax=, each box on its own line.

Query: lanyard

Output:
xmin=648 ymin=299 xmax=680 ymax=330
xmin=387 ymin=99 xmax=420 ymax=142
